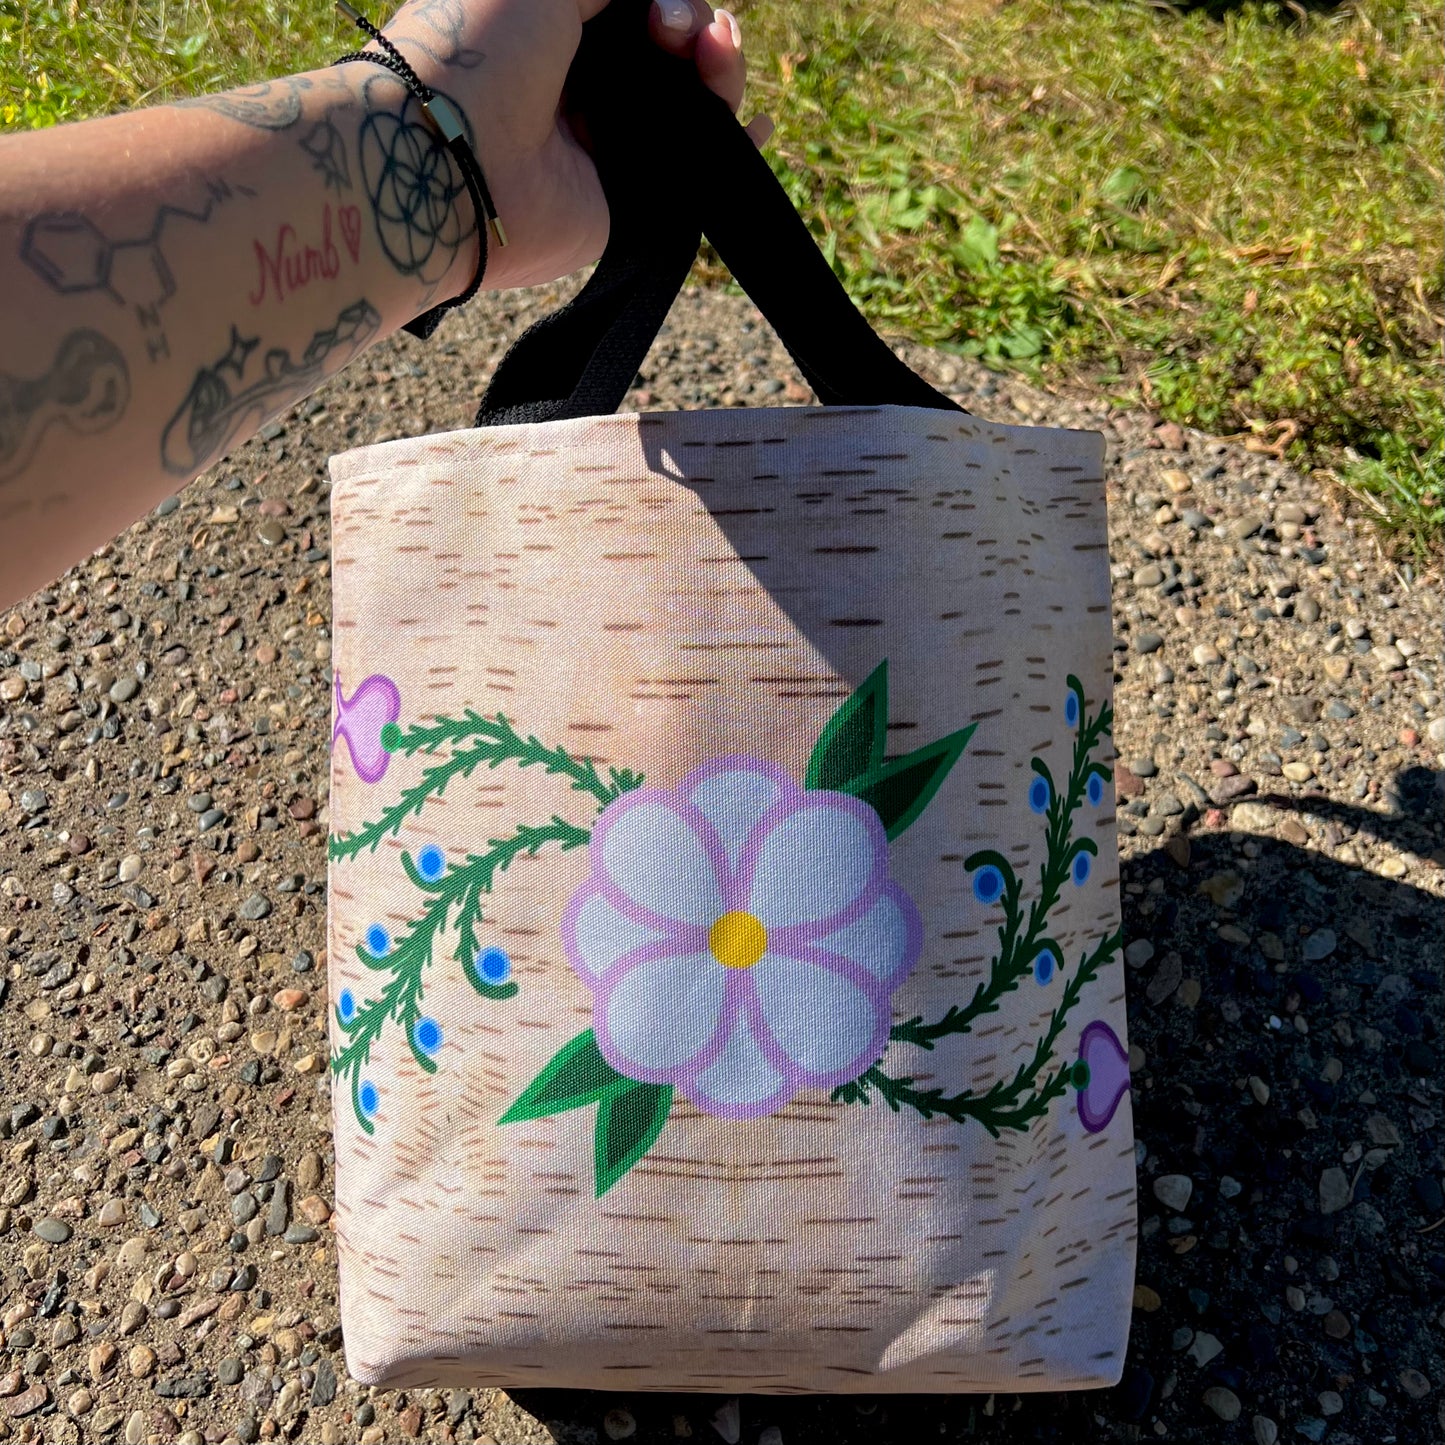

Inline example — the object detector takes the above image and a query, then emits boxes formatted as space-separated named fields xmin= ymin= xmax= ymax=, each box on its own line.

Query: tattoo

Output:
xmin=175 ymin=79 xmax=307 ymax=131
xmin=391 ymin=0 xmax=485 ymax=70
xmin=0 ymin=331 xmax=130 ymax=483
xmin=174 ymin=73 xmax=352 ymax=132
xmin=358 ymin=73 xmax=476 ymax=289
xmin=160 ymin=300 xmax=380 ymax=477
xmin=20 ymin=180 xmax=250 ymax=363
xmin=300 ymin=119 xmax=352 ymax=192
xmin=248 ymin=203 xmax=362 ymax=306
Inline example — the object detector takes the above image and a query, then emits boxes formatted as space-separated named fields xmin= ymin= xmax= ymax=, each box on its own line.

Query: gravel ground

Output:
xmin=0 ymin=279 xmax=1441 ymax=1445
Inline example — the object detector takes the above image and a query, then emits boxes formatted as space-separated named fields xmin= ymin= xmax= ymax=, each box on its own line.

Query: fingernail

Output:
xmin=715 ymin=7 xmax=742 ymax=48
xmin=655 ymin=0 xmax=695 ymax=32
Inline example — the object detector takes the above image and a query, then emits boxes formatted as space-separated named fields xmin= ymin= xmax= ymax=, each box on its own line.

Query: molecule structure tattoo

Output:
xmin=20 ymin=182 xmax=249 ymax=363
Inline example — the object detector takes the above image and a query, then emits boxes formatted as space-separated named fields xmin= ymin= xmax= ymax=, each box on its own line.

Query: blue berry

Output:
xmin=1087 ymin=773 xmax=1104 ymax=806
xmin=338 ymin=989 xmax=357 ymax=1024
xmin=414 ymin=1017 xmax=443 ymax=1055
xmin=973 ymin=865 xmax=1005 ymax=905
xmin=416 ymin=845 xmax=445 ymax=882
xmin=358 ymin=1080 xmax=380 ymax=1117
xmin=365 ymin=924 xmax=391 ymax=956
xmin=1034 ymin=951 xmax=1055 ymax=985
xmin=1029 ymin=776 xmax=1051 ymax=814
xmin=476 ymin=946 xmax=511 ymax=985
xmin=1073 ymin=852 xmax=1092 ymax=886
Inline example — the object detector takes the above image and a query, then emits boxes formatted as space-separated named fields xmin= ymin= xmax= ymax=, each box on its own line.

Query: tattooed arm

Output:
xmin=0 ymin=0 xmax=761 ymax=609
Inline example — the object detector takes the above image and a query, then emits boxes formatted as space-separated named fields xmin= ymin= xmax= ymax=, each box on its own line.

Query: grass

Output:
xmin=2 ymin=0 xmax=1440 ymax=560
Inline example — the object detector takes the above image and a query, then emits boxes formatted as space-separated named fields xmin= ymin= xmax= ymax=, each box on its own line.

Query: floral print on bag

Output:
xmin=328 ymin=661 xmax=1123 ymax=1195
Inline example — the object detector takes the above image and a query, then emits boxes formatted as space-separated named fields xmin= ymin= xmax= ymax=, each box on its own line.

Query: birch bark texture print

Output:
xmin=326 ymin=402 xmax=1134 ymax=1392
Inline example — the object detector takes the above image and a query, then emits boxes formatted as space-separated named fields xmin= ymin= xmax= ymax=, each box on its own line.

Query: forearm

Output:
xmin=0 ymin=62 xmax=476 ymax=608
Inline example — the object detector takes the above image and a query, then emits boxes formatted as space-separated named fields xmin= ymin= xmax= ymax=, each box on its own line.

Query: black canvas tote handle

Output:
xmin=473 ymin=0 xmax=963 ymax=427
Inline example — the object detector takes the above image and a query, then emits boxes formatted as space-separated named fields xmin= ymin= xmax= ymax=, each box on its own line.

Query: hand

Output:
xmin=381 ymin=0 xmax=772 ymax=291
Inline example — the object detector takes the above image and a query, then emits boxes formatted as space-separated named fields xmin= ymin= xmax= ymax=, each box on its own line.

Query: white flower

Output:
xmin=562 ymin=755 xmax=922 ymax=1118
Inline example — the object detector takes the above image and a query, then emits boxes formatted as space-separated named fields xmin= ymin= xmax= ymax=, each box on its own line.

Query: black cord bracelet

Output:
xmin=333 ymin=0 xmax=506 ymax=340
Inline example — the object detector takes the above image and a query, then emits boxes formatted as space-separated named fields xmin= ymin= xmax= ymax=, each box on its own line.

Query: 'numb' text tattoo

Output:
xmin=249 ymin=203 xmax=363 ymax=306
xmin=358 ymin=73 xmax=476 ymax=290
xmin=160 ymin=300 xmax=380 ymax=477
xmin=0 ymin=331 xmax=130 ymax=484
xmin=20 ymin=181 xmax=250 ymax=363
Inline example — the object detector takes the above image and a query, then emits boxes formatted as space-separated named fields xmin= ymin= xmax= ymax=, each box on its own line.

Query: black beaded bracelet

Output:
xmin=333 ymin=0 xmax=506 ymax=340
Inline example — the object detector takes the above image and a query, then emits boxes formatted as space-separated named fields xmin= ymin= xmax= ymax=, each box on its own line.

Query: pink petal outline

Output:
xmin=678 ymin=983 xmax=796 ymax=1121
xmin=591 ymin=955 xmax=739 ymax=1089
xmin=747 ymin=951 xmax=894 ymax=1092
xmin=737 ymin=789 xmax=891 ymax=935
xmin=588 ymin=785 xmax=731 ymax=929
xmin=802 ymin=880 xmax=925 ymax=993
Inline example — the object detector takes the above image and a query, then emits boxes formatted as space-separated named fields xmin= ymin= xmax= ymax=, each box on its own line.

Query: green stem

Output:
xmin=888 ymin=683 xmax=1112 ymax=1052
xmin=843 ymin=925 xmax=1121 ymax=1135
xmin=330 ymin=817 xmax=590 ymax=1133
xmin=390 ymin=710 xmax=641 ymax=807
xmin=844 ymin=680 xmax=1116 ymax=1132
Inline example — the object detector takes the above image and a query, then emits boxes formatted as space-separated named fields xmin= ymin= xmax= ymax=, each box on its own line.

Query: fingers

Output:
xmin=644 ymin=2 xmax=769 ymax=146
xmin=650 ymin=2 xmax=746 ymax=115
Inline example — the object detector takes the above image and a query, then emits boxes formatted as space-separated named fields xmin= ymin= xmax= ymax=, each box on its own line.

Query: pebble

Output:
xmin=1318 ymin=1167 xmax=1351 ymax=1215
xmin=67 ymin=1387 xmax=93 ymax=1417
xmin=1399 ymin=1367 xmax=1431 ymax=1400
xmin=1153 ymin=1175 xmax=1193 ymax=1212
xmin=1203 ymin=1386 xmax=1241 ymax=1422
xmin=1124 ymin=939 xmax=1155 ymax=969
xmin=98 ymin=1199 xmax=125 ymax=1230
xmin=239 ymin=894 xmax=272 ymax=921
xmin=1145 ymin=953 xmax=1183 ymax=1006
xmin=603 ymin=1408 xmax=637 ymax=1440
xmin=310 ymin=1355 xmax=337 ymax=1406
xmin=1252 ymin=1418 xmax=1278 ymax=1445
xmin=89 ymin=1343 xmax=116 ymax=1381
xmin=1187 ymin=1331 xmax=1223 ymax=1366
xmin=109 ymin=675 xmax=140 ymax=703
xmin=32 ymin=1217 xmax=71 ymax=1244
xmin=257 ymin=521 xmax=286 ymax=546
xmin=127 ymin=1344 xmax=156 ymax=1378
xmin=1134 ymin=632 xmax=1164 ymax=655
xmin=1317 ymin=1391 xmax=1343 ymax=1416
xmin=218 ymin=1357 xmax=244 ymax=1387
xmin=1302 ymin=928 xmax=1336 ymax=961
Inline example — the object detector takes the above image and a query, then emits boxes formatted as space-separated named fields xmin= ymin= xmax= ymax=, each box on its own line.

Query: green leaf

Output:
xmin=498 ymin=1030 xmax=626 ymax=1125
xmin=842 ymin=724 xmax=977 ymax=839
xmin=806 ymin=660 xmax=888 ymax=791
xmin=593 ymin=1082 xmax=673 ymax=1198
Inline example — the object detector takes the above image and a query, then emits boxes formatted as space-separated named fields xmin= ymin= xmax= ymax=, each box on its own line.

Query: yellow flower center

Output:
xmin=708 ymin=910 xmax=767 ymax=970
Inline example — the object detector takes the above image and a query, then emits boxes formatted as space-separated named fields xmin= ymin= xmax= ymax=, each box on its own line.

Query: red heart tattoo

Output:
xmin=339 ymin=205 xmax=362 ymax=265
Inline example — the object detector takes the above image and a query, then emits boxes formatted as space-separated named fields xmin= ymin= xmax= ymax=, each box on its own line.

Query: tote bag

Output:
xmin=324 ymin=0 xmax=1135 ymax=1394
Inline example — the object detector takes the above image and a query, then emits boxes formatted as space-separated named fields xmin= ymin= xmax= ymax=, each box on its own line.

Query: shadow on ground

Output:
xmin=505 ymin=774 xmax=1443 ymax=1444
